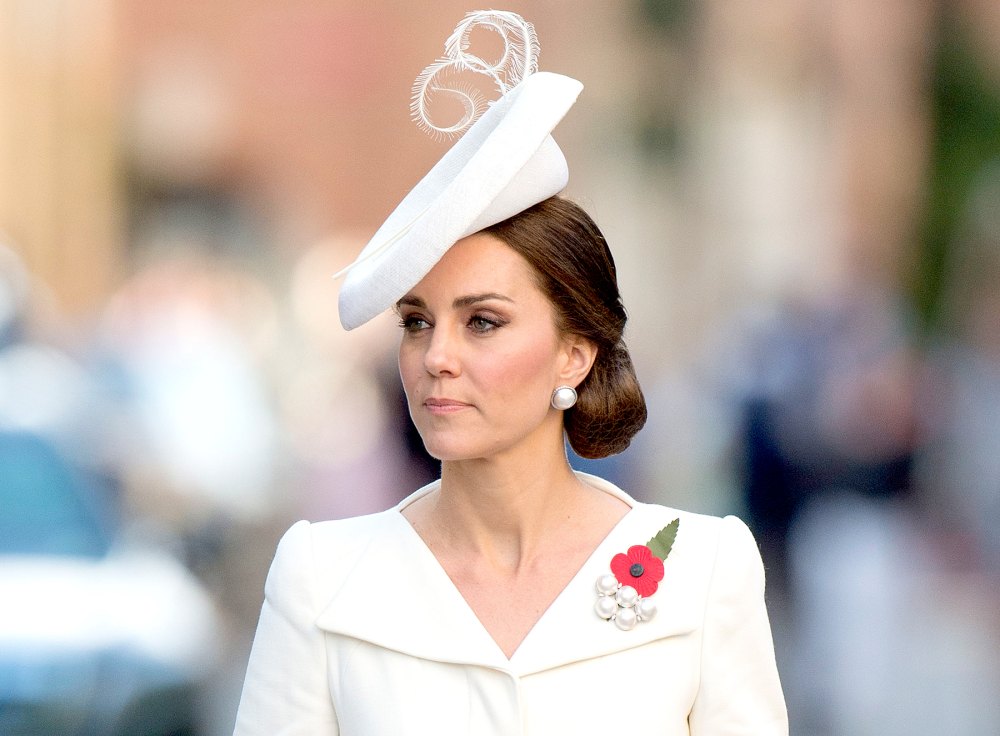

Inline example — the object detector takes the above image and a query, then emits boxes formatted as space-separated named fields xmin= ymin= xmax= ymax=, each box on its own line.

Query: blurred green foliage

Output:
xmin=632 ymin=0 xmax=693 ymax=163
xmin=914 ymin=15 xmax=1000 ymax=333
xmin=637 ymin=0 xmax=694 ymax=35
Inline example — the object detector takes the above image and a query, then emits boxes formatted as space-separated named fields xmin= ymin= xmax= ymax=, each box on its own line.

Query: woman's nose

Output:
xmin=423 ymin=325 xmax=461 ymax=376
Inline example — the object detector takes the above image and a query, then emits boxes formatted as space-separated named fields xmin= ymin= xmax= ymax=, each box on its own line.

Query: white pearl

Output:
xmin=596 ymin=574 xmax=619 ymax=595
xmin=551 ymin=386 xmax=578 ymax=410
xmin=637 ymin=597 xmax=658 ymax=621
xmin=594 ymin=595 xmax=618 ymax=620
xmin=614 ymin=607 xmax=638 ymax=631
xmin=615 ymin=585 xmax=638 ymax=608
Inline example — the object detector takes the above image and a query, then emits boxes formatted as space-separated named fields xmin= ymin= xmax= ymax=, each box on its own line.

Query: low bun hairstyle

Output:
xmin=485 ymin=196 xmax=646 ymax=459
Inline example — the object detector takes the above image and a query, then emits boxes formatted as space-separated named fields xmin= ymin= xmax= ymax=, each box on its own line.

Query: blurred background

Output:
xmin=1 ymin=0 xmax=999 ymax=733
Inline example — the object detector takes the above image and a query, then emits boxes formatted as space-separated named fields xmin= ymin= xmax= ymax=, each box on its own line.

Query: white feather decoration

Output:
xmin=411 ymin=10 xmax=540 ymax=138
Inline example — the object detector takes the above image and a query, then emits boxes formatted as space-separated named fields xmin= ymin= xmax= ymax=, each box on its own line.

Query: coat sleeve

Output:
xmin=688 ymin=515 xmax=788 ymax=735
xmin=233 ymin=520 xmax=340 ymax=736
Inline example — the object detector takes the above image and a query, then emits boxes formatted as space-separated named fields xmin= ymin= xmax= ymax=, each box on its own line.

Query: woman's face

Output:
xmin=396 ymin=233 xmax=592 ymax=463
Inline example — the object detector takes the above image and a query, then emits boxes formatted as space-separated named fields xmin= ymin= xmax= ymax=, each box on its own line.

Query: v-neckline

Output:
xmin=391 ymin=473 xmax=638 ymax=664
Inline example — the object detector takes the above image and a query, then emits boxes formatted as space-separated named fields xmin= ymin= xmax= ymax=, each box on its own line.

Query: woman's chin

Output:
xmin=419 ymin=437 xmax=500 ymax=464
xmin=422 ymin=446 xmax=478 ymax=464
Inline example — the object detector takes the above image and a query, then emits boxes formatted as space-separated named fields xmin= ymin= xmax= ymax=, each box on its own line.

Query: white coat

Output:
xmin=233 ymin=473 xmax=788 ymax=735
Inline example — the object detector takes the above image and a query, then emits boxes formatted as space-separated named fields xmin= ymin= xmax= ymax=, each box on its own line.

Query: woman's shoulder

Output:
xmin=579 ymin=470 xmax=755 ymax=548
xmin=263 ymin=507 xmax=408 ymax=610
xmin=627 ymin=500 xmax=757 ymax=566
xmin=276 ymin=506 xmax=402 ymax=561
xmin=633 ymin=500 xmax=752 ymax=535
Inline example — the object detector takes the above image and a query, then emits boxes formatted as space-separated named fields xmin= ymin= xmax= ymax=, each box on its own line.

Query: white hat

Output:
xmin=337 ymin=11 xmax=583 ymax=330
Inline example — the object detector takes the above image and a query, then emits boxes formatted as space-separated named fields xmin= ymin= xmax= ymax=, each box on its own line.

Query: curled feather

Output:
xmin=411 ymin=10 xmax=540 ymax=138
xmin=410 ymin=63 xmax=489 ymax=140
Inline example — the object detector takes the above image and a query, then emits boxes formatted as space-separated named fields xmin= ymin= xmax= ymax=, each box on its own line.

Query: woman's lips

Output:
xmin=424 ymin=398 xmax=471 ymax=414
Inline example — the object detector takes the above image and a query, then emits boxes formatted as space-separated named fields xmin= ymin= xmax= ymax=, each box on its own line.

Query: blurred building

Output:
xmin=0 ymin=0 xmax=121 ymax=316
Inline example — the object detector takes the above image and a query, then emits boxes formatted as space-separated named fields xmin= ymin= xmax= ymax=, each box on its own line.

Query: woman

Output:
xmin=234 ymin=11 xmax=786 ymax=735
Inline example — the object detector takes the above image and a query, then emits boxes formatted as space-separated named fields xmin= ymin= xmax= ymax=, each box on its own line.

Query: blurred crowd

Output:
xmin=4 ymin=161 xmax=1000 ymax=735
xmin=0 ymin=231 xmax=438 ymax=734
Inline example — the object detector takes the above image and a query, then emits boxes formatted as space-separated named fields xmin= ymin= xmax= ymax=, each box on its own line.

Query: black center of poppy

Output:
xmin=630 ymin=563 xmax=645 ymax=578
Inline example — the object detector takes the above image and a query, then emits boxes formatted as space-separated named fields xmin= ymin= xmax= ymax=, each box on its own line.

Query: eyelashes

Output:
xmin=468 ymin=315 xmax=508 ymax=334
xmin=399 ymin=315 xmax=430 ymax=332
xmin=398 ymin=313 xmax=508 ymax=334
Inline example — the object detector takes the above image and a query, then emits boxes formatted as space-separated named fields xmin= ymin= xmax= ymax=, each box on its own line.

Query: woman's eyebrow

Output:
xmin=396 ymin=292 xmax=514 ymax=310
xmin=452 ymin=292 xmax=514 ymax=308
xmin=396 ymin=295 xmax=425 ymax=309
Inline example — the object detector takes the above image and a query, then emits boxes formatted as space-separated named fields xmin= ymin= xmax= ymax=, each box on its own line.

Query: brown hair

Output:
xmin=485 ymin=196 xmax=646 ymax=458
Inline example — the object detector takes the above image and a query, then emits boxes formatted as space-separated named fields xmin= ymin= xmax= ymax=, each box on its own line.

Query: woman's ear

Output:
xmin=559 ymin=335 xmax=598 ymax=388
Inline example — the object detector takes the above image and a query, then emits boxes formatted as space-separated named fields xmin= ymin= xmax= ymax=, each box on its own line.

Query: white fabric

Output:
xmin=337 ymin=72 xmax=583 ymax=330
xmin=234 ymin=473 xmax=788 ymax=735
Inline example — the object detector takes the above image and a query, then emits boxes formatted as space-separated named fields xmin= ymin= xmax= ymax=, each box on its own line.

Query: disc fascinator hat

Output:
xmin=336 ymin=10 xmax=583 ymax=330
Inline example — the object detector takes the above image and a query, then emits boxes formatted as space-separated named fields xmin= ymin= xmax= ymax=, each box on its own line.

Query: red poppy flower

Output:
xmin=610 ymin=545 xmax=665 ymax=597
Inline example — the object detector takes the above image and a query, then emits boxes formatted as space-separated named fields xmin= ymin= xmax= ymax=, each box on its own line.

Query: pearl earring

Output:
xmin=550 ymin=385 xmax=578 ymax=410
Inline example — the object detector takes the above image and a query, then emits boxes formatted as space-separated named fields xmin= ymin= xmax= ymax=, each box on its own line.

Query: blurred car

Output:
xmin=0 ymin=431 xmax=221 ymax=735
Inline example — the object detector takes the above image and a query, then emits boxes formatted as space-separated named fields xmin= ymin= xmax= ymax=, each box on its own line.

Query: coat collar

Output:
xmin=314 ymin=474 xmax=701 ymax=676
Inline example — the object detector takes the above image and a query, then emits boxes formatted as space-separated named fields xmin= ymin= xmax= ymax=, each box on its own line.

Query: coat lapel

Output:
xmin=314 ymin=505 xmax=510 ymax=670
xmin=510 ymin=499 xmax=702 ymax=675
xmin=314 ymin=475 xmax=703 ymax=675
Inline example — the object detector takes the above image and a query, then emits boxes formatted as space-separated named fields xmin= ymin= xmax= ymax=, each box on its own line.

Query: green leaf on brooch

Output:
xmin=646 ymin=518 xmax=680 ymax=561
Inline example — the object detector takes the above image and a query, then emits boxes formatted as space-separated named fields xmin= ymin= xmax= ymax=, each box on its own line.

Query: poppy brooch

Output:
xmin=595 ymin=518 xmax=679 ymax=631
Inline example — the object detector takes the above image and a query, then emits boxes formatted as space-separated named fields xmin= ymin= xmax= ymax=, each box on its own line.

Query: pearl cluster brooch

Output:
xmin=594 ymin=571 xmax=659 ymax=631
xmin=594 ymin=518 xmax=680 ymax=631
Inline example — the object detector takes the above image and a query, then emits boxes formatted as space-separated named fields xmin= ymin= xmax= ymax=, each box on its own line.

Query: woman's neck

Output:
xmin=425 ymin=450 xmax=588 ymax=571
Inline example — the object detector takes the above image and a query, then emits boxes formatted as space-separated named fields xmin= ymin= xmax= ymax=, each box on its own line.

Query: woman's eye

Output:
xmin=399 ymin=315 xmax=431 ymax=332
xmin=469 ymin=315 xmax=503 ymax=333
